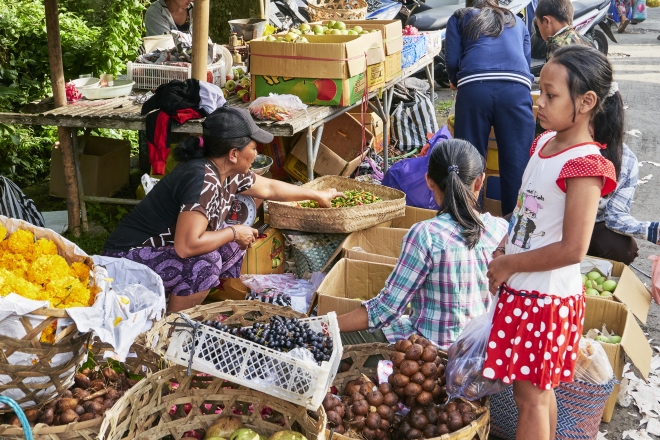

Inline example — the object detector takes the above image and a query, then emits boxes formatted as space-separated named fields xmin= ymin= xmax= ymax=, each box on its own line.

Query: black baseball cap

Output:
xmin=202 ymin=106 xmax=274 ymax=144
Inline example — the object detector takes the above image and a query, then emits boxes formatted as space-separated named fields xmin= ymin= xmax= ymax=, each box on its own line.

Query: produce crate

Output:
xmin=268 ymin=176 xmax=406 ymax=233
xmin=151 ymin=308 xmax=342 ymax=410
xmin=422 ymin=30 xmax=443 ymax=53
xmin=401 ymin=35 xmax=427 ymax=69
xmin=127 ymin=61 xmax=226 ymax=90
xmin=308 ymin=0 xmax=368 ymax=21
xmin=98 ymin=366 xmax=327 ymax=440
xmin=328 ymin=344 xmax=490 ymax=440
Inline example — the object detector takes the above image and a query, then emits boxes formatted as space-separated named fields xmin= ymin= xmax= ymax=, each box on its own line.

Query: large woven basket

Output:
xmin=92 ymin=337 xmax=165 ymax=377
xmin=329 ymin=343 xmax=490 ymax=440
xmin=307 ymin=0 xmax=368 ymax=21
xmin=0 ymin=216 xmax=100 ymax=410
xmin=143 ymin=300 xmax=307 ymax=358
xmin=268 ymin=176 xmax=406 ymax=233
xmin=98 ymin=366 xmax=327 ymax=440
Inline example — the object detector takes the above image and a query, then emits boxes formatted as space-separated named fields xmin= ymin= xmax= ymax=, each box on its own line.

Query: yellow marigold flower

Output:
xmin=0 ymin=225 xmax=7 ymax=241
xmin=69 ymin=262 xmax=91 ymax=284
xmin=34 ymin=238 xmax=58 ymax=256
xmin=40 ymin=321 xmax=57 ymax=344
xmin=0 ymin=268 xmax=42 ymax=300
xmin=7 ymin=229 xmax=35 ymax=259
xmin=28 ymin=254 xmax=71 ymax=286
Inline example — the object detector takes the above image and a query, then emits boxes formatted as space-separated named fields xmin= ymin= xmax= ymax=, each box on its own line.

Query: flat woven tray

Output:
xmin=268 ymin=176 xmax=406 ymax=233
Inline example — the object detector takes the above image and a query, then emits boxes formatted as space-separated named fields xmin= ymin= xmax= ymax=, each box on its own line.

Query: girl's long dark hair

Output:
xmin=549 ymin=45 xmax=624 ymax=178
xmin=172 ymin=135 xmax=252 ymax=162
xmin=454 ymin=0 xmax=517 ymax=40
xmin=428 ymin=139 xmax=486 ymax=249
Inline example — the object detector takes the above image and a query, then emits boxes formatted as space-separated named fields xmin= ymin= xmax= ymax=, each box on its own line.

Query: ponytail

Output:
xmin=593 ymin=91 xmax=624 ymax=179
xmin=549 ymin=45 xmax=624 ymax=178
xmin=172 ymin=135 xmax=253 ymax=163
xmin=428 ymin=139 xmax=485 ymax=249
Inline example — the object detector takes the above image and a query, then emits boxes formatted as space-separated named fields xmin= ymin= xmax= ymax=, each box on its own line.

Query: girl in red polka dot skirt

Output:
xmin=483 ymin=45 xmax=624 ymax=440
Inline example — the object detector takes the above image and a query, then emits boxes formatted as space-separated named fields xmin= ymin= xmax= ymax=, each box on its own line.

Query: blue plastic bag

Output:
xmin=381 ymin=126 xmax=452 ymax=210
xmin=632 ymin=0 xmax=647 ymax=22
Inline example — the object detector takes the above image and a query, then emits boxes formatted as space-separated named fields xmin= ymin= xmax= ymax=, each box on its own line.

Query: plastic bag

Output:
xmin=240 ymin=273 xmax=320 ymax=313
xmin=632 ymin=0 xmax=647 ymax=22
xmin=574 ymin=337 xmax=614 ymax=384
xmin=650 ymin=254 xmax=660 ymax=305
xmin=248 ymin=93 xmax=307 ymax=121
xmin=445 ymin=297 xmax=509 ymax=400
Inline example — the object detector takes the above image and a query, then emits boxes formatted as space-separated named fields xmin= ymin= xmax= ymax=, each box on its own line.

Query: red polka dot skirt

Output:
xmin=482 ymin=285 xmax=585 ymax=390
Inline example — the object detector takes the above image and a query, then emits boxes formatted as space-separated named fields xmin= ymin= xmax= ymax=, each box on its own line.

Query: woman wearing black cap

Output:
xmin=103 ymin=107 xmax=342 ymax=312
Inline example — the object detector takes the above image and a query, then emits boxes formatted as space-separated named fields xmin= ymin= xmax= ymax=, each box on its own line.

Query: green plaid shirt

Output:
xmin=363 ymin=213 xmax=508 ymax=349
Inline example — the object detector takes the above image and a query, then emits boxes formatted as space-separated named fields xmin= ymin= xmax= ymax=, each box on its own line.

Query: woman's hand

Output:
xmin=232 ymin=224 xmax=259 ymax=250
xmin=449 ymin=82 xmax=458 ymax=91
xmin=314 ymin=188 xmax=344 ymax=208
xmin=487 ymin=255 xmax=515 ymax=294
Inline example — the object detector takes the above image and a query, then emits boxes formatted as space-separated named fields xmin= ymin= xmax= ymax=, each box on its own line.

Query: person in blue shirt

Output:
xmin=445 ymin=0 xmax=536 ymax=215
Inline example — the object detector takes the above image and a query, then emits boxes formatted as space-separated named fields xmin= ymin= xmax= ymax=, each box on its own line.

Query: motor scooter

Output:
xmin=396 ymin=0 xmax=616 ymax=86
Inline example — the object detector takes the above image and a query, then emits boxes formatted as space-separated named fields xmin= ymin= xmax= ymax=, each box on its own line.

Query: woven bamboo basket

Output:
xmin=144 ymin=300 xmax=307 ymax=357
xmin=98 ymin=365 xmax=327 ymax=440
xmin=328 ymin=343 xmax=490 ymax=440
xmin=91 ymin=337 xmax=165 ymax=377
xmin=307 ymin=0 xmax=368 ymax=21
xmin=268 ymin=176 xmax=406 ymax=233
xmin=0 ymin=216 xmax=103 ymax=410
xmin=0 ymin=344 xmax=161 ymax=440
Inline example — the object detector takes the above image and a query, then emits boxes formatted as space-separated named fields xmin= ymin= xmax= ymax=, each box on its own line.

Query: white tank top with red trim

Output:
xmin=504 ymin=131 xmax=616 ymax=298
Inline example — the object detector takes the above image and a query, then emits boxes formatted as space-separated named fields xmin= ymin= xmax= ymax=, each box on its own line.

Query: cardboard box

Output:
xmin=311 ymin=258 xmax=395 ymax=316
xmin=348 ymin=109 xmax=384 ymax=153
xmin=251 ymin=73 xmax=366 ymax=106
xmin=283 ymin=113 xmax=373 ymax=182
xmin=584 ymin=296 xmax=652 ymax=422
xmin=367 ymin=61 xmax=385 ymax=91
xmin=257 ymin=136 xmax=292 ymax=181
xmin=483 ymin=173 xmax=502 ymax=217
xmin=251 ymin=33 xmax=384 ymax=78
xmin=50 ymin=136 xmax=130 ymax=198
xmin=207 ymin=278 xmax=249 ymax=301
xmin=584 ymin=257 xmax=652 ymax=324
xmin=385 ymin=51 xmax=402 ymax=82
xmin=486 ymin=145 xmax=498 ymax=172
xmin=319 ymin=20 xmax=403 ymax=55
xmin=241 ymin=227 xmax=286 ymax=275
xmin=387 ymin=206 xmax=437 ymax=229
xmin=341 ymin=227 xmax=408 ymax=265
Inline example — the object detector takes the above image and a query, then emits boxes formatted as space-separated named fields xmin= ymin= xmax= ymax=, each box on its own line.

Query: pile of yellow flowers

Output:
xmin=0 ymin=225 xmax=96 ymax=311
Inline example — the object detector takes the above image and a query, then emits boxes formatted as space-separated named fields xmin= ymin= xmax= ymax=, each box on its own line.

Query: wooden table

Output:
xmin=0 ymin=49 xmax=440 ymax=231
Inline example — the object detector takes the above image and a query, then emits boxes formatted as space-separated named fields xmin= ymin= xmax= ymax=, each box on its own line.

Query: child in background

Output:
xmin=484 ymin=45 xmax=622 ymax=440
xmin=534 ymin=0 xmax=593 ymax=61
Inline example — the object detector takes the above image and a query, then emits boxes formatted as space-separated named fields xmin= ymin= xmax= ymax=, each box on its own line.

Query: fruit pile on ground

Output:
xmin=583 ymin=270 xmax=617 ymax=297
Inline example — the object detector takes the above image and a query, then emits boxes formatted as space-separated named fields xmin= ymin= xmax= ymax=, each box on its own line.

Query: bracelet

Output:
xmin=227 ymin=225 xmax=238 ymax=242
xmin=495 ymin=246 xmax=506 ymax=254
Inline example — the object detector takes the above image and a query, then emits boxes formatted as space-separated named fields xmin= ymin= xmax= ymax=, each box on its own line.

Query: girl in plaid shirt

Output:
xmin=337 ymin=139 xmax=508 ymax=349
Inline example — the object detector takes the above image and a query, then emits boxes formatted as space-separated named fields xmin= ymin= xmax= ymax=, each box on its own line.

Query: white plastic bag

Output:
xmin=248 ymin=93 xmax=307 ymax=121
xmin=445 ymin=296 xmax=509 ymax=400
xmin=574 ymin=337 xmax=614 ymax=384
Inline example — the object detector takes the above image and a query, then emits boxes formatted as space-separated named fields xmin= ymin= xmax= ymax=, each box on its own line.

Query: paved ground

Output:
xmin=599 ymin=6 xmax=660 ymax=439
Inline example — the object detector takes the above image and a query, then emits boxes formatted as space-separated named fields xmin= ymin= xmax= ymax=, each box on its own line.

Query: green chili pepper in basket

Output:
xmin=297 ymin=190 xmax=382 ymax=209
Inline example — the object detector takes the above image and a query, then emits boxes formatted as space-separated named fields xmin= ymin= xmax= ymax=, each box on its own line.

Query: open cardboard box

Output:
xmin=583 ymin=256 xmax=652 ymax=324
xmin=584 ymin=296 xmax=652 ymax=422
xmin=376 ymin=206 xmax=437 ymax=229
xmin=341 ymin=227 xmax=408 ymax=265
xmin=283 ymin=113 xmax=373 ymax=182
xmin=316 ymin=20 xmax=403 ymax=55
xmin=241 ymin=227 xmax=285 ymax=276
xmin=348 ymin=109 xmax=383 ymax=153
xmin=310 ymin=258 xmax=395 ymax=316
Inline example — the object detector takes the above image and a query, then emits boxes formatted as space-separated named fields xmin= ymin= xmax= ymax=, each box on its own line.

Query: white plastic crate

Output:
xmin=164 ymin=312 xmax=342 ymax=410
xmin=127 ymin=61 xmax=226 ymax=90
xmin=422 ymin=30 xmax=442 ymax=53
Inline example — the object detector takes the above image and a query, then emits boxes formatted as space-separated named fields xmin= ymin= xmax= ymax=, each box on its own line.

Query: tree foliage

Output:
xmin=0 ymin=0 xmax=149 ymax=186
